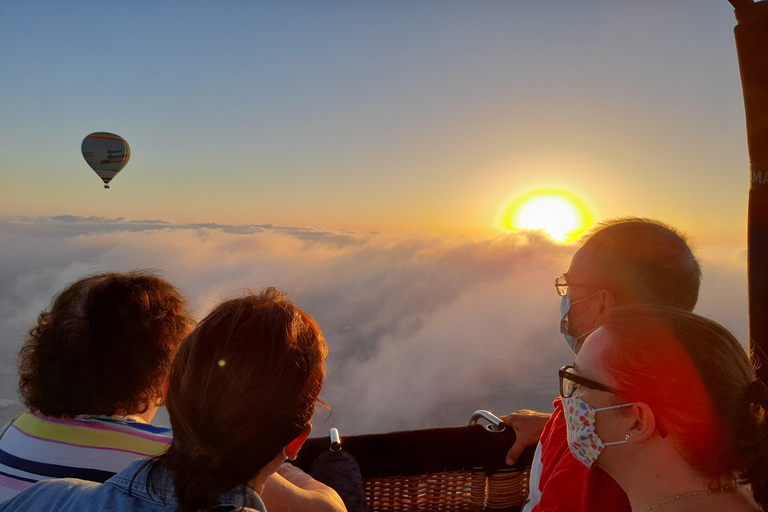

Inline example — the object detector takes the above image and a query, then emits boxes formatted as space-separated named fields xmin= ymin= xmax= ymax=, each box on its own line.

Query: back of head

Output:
xmin=18 ymin=270 xmax=192 ymax=417
xmin=579 ymin=218 xmax=701 ymax=310
xmin=597 ymin=305 xmax=768 ymax=505
xmin=158 ymin=287 xmax=327 ymax=512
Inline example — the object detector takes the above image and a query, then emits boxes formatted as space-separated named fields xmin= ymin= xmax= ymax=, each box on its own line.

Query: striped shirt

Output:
xmin=0 ymin=411 xmax=172 ymax=502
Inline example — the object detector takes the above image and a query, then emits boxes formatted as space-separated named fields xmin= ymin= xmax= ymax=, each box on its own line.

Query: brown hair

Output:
xmin=18 ymin=271 xmax=192 ymax=417
xmin=597 ymin=304 xmax=768 ymax=507
xmin=150 ymin=287 xmax=327 ymax=512
xmin=579 ymin=217 xmax=701 ymax=311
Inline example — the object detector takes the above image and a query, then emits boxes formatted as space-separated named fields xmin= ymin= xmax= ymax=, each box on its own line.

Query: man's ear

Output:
xmin=283 ymin=423 xmax=312 ymax=461
xmin=626 ymin=402 xmax=657 ymax=443
xmin=599 ymin=289 xmax=617 ymax=314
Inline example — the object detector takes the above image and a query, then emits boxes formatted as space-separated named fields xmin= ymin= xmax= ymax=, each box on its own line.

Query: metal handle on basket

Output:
xmin=468 ymin=410 xmax=506 ymax=432
xmin=329 ymin=427 xmax=342 ymax=451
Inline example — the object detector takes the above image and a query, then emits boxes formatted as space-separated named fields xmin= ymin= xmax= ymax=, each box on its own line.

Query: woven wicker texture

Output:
xmin=363 ymin=468 xmax=529 ymax=511
xmin=364 ymin=470 xmax=486 ymax=512
xmin=485 ymin=469 xmax=530 ymax=509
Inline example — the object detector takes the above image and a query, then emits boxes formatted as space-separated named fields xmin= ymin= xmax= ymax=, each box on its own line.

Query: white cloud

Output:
xmin=0 ymin=217 xmax=749 ymax=434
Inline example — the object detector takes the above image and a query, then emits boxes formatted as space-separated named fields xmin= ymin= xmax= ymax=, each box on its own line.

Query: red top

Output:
xmin=530 ymin=397 xmax=631 ymax=512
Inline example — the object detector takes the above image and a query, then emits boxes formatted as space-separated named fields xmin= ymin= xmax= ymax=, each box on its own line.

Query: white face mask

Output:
xmin=559 ymin=293 xmax=599 ymax=353
xmin=562 ymin=390 xmax=633 ymax=468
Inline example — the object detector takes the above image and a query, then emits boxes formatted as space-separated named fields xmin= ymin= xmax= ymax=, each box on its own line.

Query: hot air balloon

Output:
xmin=81 ymin=132 xmax=130 ymax=189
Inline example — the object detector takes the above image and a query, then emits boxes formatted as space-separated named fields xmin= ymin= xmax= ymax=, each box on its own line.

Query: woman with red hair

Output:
xmin=0 ymin=287 xmax=345 ymax=512
xmin=560 ymin=304 xmax=767 ymax=512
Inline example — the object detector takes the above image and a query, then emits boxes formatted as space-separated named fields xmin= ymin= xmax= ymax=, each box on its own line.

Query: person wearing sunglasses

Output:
xmin=501 ymin=218 xmax=701 ymax=512
xmin=559 ymin=304 xmax=765 ymax=512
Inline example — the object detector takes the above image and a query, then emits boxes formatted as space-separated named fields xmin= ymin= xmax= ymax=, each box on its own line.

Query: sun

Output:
xmin=501 ymin=189 xmax=593 ymax=242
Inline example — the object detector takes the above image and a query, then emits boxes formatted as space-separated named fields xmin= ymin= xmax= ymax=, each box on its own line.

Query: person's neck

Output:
xmin=601 ymin=438 xmax=719 ymax=512
xmin=117 ymin=402 xmax=159 ymax=424
xmin=248 ymin=451 xmax=286 ymax=496
xmin=124 ymin=408 xmax=157 ymax=423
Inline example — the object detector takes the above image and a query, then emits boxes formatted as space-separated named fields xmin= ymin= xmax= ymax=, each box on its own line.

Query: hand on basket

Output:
xmin=500 ymin=409 xmax=551 ymax=465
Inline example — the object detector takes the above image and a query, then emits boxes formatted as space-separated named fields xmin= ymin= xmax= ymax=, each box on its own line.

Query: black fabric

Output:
xmin=310 ymin=449 xmax=368 ymax=512
xmin=294 ymin=425 xmax=530 ymax=478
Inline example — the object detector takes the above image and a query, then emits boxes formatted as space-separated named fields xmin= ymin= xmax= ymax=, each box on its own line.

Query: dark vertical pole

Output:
xmin=729 ymin=0 xmax=768 ymax=382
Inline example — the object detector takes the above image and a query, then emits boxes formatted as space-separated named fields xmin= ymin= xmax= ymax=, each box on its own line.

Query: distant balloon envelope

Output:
xmin=81 ymin=132 xmax=130 ymax=189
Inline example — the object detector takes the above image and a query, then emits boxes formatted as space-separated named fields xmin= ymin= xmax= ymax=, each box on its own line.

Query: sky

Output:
xmin=0 ymin=1 xmax=750 ymax=243
xmin=0 ymin=2 xmax=756 ymax=432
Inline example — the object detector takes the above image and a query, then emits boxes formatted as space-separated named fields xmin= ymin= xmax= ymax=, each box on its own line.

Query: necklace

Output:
xmin=643 ymin=488 xmax=726 ymax=511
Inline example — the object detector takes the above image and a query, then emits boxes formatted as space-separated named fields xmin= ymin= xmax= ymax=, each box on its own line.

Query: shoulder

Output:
xmin=0 ymin=478 xmax=101 ymax=512
xmin=0 ymin=413 xmax=171 ymax=487
xmin=539 ymin=401 xmax=566 ymax=451
xmin=0 ymin=469 xmax=181 ymax=512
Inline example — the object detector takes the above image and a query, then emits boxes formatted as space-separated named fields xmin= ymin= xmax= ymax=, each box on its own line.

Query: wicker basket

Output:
xmin=359 ymin=467 xmax=530 ymax=512
xmin=485 ymin=468 xmax=530 ymax=510
xmin=295 ymin=423 xmax=535 ymax=512
xmin=364 ymin=470 xmax=488 ymax=512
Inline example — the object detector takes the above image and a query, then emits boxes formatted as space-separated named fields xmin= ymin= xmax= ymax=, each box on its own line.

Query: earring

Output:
xmin=625 ymin=434 xmax=630 ymax=441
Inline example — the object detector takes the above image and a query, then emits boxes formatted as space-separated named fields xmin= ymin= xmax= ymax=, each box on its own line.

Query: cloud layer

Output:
xmin=0 ymin=216 xmax=748 ymax=434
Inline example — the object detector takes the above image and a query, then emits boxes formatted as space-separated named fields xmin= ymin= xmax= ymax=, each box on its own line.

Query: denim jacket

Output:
xmin=0 ymin=459 xmax=267 ymax=512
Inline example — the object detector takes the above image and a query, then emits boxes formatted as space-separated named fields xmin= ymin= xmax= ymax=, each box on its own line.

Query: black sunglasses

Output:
xmin=558 ymin=365 xmax=622 ymax=399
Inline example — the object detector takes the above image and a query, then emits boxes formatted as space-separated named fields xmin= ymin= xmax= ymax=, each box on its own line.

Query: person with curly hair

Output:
xmin=0 ymin=271 xmax=193 ymax=501
xmin=0 ymin=287 xmax=345 ymax=512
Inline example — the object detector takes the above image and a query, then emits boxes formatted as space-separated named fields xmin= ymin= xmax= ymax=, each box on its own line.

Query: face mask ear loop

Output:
xmin=575 ymin=326 xmax=598 ymax=341
xmin=282 ymin=447 xmax=288 ymax=461
xmin=598 ymin=404 xmax=634 ymax=446
xmin=569 ymin=289 xmax=602 ymax=306
xmin=604 ymin=433 xmax=630 ymax=446
xmin=595 ymin=403 xmax=634 ymax=412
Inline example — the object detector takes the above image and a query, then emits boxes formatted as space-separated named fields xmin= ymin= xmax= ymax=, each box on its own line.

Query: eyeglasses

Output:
xmin=558 ymin=365 xmax=623 ymax=399
xmin=559 ymin=366 xmax=669 ymax=438
xmin=554 ymin=275 xmax=597 ymax=297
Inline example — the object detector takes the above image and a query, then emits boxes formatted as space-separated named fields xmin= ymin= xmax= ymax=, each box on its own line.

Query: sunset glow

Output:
xmin=502 ymin=190 xmax=593 ymax=242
